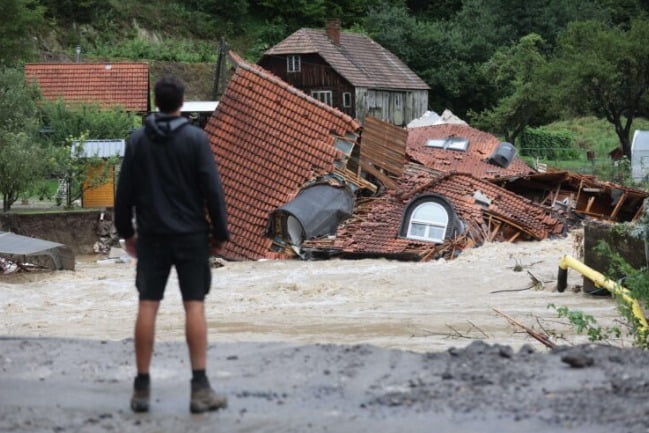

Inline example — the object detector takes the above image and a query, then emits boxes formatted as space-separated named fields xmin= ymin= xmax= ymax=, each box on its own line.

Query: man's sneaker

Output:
xmin=190 ymin=381 xmax=227 ymax=413
xmin=130 ymin=377 xmax=150 ymax=413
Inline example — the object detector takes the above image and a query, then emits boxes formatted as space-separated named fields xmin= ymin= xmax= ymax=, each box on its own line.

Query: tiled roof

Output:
xmin=406 ymin=123 xmax=535 ymax=179
xmin=24 ymin=63 xmax=149 ymax=112
xmin=205 ymin=52 xmax=361 ymax=260
xmin=264 ymin=28 xmax=429 ymax=91
xmin=329 ymin=165 xmax=563 ymax=259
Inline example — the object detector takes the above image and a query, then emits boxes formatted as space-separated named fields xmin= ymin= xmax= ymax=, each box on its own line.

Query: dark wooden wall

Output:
xmin=259 ymin=54 xmax=355 ymax=117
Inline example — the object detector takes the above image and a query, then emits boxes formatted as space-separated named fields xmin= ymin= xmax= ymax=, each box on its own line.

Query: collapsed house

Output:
xmin=303 ymin=164 xmax=564 ymax=260
xmin=302 ymin=119 xmax=565 ymax=260
xmin=406 ymin=123 xmax=534 ymax=178
xmin=492 ymin=170 xmax=649 ymax=226
xmin=206 ymin=52 xmax=645 ymax=262
xmin=205 ymin=52 xmax=375 ymax=261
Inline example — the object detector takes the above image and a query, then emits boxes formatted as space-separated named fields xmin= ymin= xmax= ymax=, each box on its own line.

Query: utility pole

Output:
xmin=212 ymin=37 xmax=229 ymax=101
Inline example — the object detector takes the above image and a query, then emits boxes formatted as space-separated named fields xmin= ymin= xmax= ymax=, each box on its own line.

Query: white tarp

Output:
xmin=632 ymin=130 xmax=649 ymax=181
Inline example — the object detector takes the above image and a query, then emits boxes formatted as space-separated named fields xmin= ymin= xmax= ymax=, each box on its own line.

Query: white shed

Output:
xmin=631 ymin=130 xmax=649 ymax=181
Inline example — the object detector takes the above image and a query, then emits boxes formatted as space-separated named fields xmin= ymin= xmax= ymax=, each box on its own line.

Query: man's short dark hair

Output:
xmin=155 ymin=76 xmax=185 ymax=113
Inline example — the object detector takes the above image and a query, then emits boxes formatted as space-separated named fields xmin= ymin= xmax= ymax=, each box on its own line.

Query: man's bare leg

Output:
xmin=183 ymin=301 xmax=207 ymax=370
xmin=130 ymin=300 xmax=160 ymax=412
xmin=135 ymin=300 xmax=160 ymax=373
xmin=183 ymin=300 xmax=227 ymax=413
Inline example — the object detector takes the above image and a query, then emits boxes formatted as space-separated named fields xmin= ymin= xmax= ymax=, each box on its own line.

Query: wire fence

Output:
xmin=519 ymin=147 xmax=630 ymax=183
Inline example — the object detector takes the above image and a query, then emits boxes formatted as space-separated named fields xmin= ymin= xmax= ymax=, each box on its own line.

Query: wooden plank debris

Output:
xmin=360 ymin=116 xmax=407 ymax=178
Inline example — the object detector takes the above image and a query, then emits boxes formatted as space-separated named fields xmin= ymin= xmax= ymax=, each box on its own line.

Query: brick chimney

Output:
xmin=325 ymin=19 xmax=341 ymax=45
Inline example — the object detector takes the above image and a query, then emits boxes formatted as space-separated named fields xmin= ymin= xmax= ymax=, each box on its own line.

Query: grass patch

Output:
xmin=524 ymin=116 xmax=649 ymax=182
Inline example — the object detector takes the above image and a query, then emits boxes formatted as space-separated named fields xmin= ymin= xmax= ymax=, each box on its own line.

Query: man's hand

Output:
xmin=124 ymin=237 xmax=137 ymax=258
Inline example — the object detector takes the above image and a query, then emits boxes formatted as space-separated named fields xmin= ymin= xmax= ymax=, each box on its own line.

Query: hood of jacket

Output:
xmin=144 ymin=113 xmax=190 ymax=142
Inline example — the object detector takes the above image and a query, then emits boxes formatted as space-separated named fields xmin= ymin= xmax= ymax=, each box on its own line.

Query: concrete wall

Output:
xmin=0 ymin=210 xmax=113 ymax=255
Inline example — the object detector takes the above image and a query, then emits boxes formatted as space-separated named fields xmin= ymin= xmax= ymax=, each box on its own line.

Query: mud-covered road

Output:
xmin=1 ymin=338 xmax=649 ymax=432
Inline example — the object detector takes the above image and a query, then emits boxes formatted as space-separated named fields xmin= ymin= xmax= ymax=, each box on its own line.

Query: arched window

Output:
xmin=406 ymin=201 xmax=449 ymax=243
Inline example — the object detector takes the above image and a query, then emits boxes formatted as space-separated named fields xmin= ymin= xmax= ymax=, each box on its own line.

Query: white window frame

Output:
xmin=287 ymin=55 xmax=301 ymax=73
xmin=425 ymin=137 xmax=469 ymax=152
xmin=406 ymin=201 xmax=449 ymax=243
xmin=311 ymin=90 xmax=333 ymax=106
xmin=343 ymin=92 xmax=352 ymax=108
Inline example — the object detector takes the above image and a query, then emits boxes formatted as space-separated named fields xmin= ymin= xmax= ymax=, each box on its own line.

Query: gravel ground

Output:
xmin=1 ymin=338 xmax=649 ymax=433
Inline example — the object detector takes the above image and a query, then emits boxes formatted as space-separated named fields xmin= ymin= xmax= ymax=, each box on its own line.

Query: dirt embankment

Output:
xmin=149 ymin=62 xmax=215 ymax=100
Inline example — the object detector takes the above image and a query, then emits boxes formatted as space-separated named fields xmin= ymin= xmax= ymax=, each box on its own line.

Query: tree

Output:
xmin=0 ymin=0 xmax=45 ymax=65
xmin=548 ymin=20 xmax=649 ymax=158
xmin=473 ymin=34 xmax=553 ymax=144
xmin=406 ymin=0 xmax=461 ymax=20
xmin=181 ymin=0 xmax=249 ymax=28
xmin=0 ymin=67 xmax=46 ymax=211
xmin=596 ymin=0 xmax=649 ymax=26
xmin=39 ymin=100 xmax=138 ymax=149
xmin=46 ymin=133 xmax=119 ymax=208
xmin=39 ymin=0 xmax=108 ymax=23
xmin=375 ymin=0 xmax=610 ymax=116
xmin=0 ymin=132 xmax=49 ymax=211
xmin=38 ymin=100 xmax=137 ymax=208
xmin=253 ymin=0 xmax=327 ymax=28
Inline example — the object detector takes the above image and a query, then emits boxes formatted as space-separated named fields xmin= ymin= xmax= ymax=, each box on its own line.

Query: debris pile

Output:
xmin=0 ymin=256 xmax=18 ymax=274
xmin=203 ymin=52 xmax=645 ymax=262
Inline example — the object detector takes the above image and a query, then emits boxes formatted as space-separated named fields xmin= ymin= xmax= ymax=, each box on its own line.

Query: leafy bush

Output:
xmin=593 ymin=219 xmax=649 ymax=349
xmin=39 ymin=100 xmax=138 ymax=147
xmin=547 ymin=304 xmax=622 ymax=343
xmin=519 ymin=127 xmax=580 ymax=160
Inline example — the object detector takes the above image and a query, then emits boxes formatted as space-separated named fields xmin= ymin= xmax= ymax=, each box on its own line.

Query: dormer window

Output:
xmin=406 ymin=201 xmax=449 ymax=243
xmin=426 ymin=137 xmax=469 ymax=152
xmin=400 ymin=195 xmax=463 ymax=244
xmin=287 ymin=55 xmax=301 ymax=73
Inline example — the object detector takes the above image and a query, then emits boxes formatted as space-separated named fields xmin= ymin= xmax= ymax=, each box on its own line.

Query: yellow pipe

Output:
xmin=558 ymin=255 xmax=648 ymax=333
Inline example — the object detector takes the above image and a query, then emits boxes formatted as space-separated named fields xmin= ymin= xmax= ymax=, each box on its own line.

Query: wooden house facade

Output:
xmin=259 ymin=20 xmax=429 ymax=127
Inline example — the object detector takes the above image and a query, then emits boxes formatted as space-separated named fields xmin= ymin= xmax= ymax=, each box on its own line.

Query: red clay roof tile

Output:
xmin=330 ymin=165 xmax=563 ymax=259
xmin=25 ymin=63 xmax=149 ymax=112
xmin=205 ymin=52 xmax=361 ymax=260
xmin=407 ymin=124 xmax=534 ymax=179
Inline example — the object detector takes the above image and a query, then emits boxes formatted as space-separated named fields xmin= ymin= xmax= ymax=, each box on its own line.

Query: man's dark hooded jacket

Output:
xmin=114 ymin=113 xmax=229 ymax=242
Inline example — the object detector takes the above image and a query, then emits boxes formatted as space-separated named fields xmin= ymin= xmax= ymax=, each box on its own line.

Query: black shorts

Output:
xmin=135 ymin=232 xmax=211 ymax=302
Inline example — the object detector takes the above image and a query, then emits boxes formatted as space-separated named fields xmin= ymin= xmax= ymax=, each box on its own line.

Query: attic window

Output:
xmin=287 ymin=55 xmax=301 ymax=73
xmin=426 ymin=137 xmax=469 ymax=152
xmin=406 ymin=201 xmax=448 ymax=243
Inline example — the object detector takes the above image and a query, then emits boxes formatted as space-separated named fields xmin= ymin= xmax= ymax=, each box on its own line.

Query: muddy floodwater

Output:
xmin=3 ymin=232 xmax=649 ymax=433
xmin=0 ymin=232 xmax=628 ymax=350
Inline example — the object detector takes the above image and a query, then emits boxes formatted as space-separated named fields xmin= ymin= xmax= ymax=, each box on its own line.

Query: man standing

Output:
xmin=114 ymin=76 xmax=229 ymax=413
